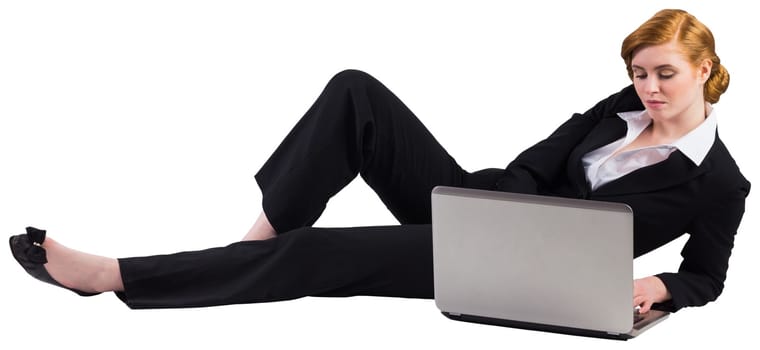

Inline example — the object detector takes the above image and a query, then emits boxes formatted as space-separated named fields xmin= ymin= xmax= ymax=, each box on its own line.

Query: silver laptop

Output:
xmin=431 ymin=186 xmax=669 ymax=340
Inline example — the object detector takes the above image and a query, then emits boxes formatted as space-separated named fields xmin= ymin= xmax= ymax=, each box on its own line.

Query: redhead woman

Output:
xmin=10 ymin=9 xmax=749 ymax=316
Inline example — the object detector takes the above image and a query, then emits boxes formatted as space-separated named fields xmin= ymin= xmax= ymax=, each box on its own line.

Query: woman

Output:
xmin=10 ymin=9 xmax=749 ymax=315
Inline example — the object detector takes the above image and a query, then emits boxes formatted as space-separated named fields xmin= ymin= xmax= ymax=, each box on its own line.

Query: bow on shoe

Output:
xmin=24 ymin=226 xmax=48 ymax=264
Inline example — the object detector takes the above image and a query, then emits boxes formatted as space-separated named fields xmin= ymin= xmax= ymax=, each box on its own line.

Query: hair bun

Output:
xmin=705 ymin=63 xmax=729 ymax=104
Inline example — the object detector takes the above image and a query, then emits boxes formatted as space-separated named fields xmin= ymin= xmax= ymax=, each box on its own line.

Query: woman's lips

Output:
xmin=646 ymin=100 xmax=666 ymax=109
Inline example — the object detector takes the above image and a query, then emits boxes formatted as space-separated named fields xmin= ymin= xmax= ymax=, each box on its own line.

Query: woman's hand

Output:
xmin=633 ymin=276 xmax=671 ymax=313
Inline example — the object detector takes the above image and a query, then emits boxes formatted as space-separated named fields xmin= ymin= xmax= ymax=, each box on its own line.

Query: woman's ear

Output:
xmin=698 ymin=59 xmax=713 ymax=83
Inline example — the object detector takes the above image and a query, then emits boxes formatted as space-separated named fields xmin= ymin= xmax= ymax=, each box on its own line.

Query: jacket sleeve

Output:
xmin=655 ymin=178 xmax=750 ymax=312
xmin=496 ymin=85 xmax=643 ymax=194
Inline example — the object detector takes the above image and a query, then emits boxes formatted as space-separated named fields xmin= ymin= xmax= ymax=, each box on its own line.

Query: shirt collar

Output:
xmin=616 ymin=105 xmax=716 ymax=166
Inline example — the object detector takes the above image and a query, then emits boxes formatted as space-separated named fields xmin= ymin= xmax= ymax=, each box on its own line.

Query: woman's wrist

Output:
xmin=652 ymin=275 xmax=672 ymax=302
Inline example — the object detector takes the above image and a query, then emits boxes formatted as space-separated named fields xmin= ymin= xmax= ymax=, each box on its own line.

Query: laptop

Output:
xmin=431 ymin=186 xmax=669 ymax=340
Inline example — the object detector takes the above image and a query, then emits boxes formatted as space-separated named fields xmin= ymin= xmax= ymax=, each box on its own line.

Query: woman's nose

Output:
xmin=644 ymin=77 xmax=660 ymax=95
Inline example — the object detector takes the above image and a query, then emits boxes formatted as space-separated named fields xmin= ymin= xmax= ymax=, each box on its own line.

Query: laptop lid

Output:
xmin=431 ymin=186 xmax=636 ymax=336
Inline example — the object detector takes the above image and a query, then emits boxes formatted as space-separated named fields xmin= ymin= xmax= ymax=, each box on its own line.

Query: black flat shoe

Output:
xmin=9 ymin=227 xmax=100 ymax=297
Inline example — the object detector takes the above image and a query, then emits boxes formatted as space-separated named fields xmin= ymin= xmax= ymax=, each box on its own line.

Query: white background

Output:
xmin=1 ymin=1 xmax=757 ymax=348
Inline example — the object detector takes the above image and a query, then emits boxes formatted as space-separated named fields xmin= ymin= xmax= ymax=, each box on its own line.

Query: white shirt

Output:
xmin=582 ymin=107 xmax=717 ymax=191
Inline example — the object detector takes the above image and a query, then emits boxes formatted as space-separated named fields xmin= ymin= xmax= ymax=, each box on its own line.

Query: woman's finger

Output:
xmin=639 ymin=300 xmax=653 ymax=314
xmin=633 ymin=295 xmax=647 ymax=308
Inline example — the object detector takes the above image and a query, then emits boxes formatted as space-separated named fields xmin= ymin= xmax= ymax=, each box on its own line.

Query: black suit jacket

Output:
xmin=495 ymin=85 xmax=751 ymax=312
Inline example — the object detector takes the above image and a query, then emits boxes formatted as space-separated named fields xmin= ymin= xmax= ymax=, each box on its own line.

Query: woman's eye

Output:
xmin=635 ymin=74 xmax=647 ymax=79
xmin=658 ymin=70 xmax=676 ymax=79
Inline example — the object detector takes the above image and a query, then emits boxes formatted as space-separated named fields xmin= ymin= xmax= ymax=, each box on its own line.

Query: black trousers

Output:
xmin=116 ymin=70 xmax=504 ymax=309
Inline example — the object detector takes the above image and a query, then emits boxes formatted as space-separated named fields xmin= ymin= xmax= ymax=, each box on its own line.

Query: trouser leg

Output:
xmin=113 ymin=70 xmax=507 ymax=309
xmin=116 ymin=225 xmax=435 ymax=309
xmin=255 ymin=69 xmax=477 ymax=233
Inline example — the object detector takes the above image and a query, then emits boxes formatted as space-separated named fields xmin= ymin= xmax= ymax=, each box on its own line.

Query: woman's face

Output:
xmin=630 ymin=41 xmax=712 ymax=125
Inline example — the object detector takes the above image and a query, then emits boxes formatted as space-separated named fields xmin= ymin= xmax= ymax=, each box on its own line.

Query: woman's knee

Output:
xmin=327 ymin=69 xmax=379 ymax=90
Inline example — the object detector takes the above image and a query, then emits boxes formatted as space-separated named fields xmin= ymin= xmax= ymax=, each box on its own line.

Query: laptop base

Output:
xmin=442 ymin=309 xmax=669 ymax=340
xmin=442 ymin=312 xmax=633 ymax=340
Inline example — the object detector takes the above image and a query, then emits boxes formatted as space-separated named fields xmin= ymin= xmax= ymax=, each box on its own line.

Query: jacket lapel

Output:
xmin=581 ymin=117 xmax=628 ymax=152
xmin=566 ymin=117 xmax=627 ymax=194
xmin=591 ymin=151 xmax=708 ymax=196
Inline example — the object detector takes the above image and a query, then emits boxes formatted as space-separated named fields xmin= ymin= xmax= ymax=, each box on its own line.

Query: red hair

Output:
xmin=621 ymin=9 xmax=729 ymax=103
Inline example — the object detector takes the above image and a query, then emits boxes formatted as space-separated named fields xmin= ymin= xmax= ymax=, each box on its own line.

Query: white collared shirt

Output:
xmin=582 ymin=107 xmax=717 ymax=191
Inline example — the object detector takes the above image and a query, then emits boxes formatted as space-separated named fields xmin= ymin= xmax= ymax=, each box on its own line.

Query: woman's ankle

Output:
xmin=242 ymin=211 xmax=277 ymax=241
xmin=94 ymin=258 xmax=124 ymax=292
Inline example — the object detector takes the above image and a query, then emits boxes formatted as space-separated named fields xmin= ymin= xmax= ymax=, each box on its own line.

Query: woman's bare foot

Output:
xmin=42 ymin=237 xmax=124 ymax=293
xmin=242 ymin=211 xmax=277 ymax=241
